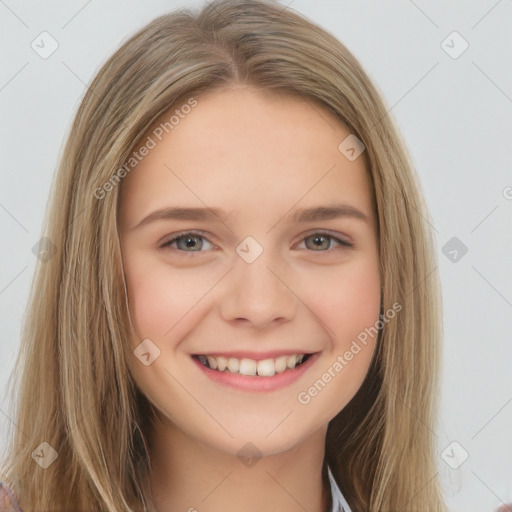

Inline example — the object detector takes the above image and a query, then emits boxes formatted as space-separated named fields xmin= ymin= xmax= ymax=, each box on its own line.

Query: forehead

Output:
xmin=119 ymin=87 xmax=373 ymax=227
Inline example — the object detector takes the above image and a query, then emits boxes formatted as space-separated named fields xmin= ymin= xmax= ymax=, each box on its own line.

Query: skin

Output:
xmin=118 ymin=86 xmax=381 ymax=512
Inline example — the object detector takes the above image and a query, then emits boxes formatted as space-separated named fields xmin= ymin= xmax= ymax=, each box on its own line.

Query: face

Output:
xmin=118 ymin=87 xmax=381 ymax=457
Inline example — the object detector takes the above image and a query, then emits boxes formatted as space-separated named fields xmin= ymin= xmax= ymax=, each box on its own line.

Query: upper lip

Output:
xmin=191 ymin=350 xmax=317 ymax=361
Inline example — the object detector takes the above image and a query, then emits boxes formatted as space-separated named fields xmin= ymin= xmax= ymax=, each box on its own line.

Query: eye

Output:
xmin=296 ymin=232 xmax=353 ymax=252
xmin=160 ymin=231 xmax=215 ymax=252
xmin=159 ymin=230 xmax=353 ymax=255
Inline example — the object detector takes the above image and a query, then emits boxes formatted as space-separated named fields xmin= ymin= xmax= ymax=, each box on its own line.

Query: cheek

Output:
xmin=296 ymin=256 xmax=381 ymax=415
xmin=123 ymin=254 xmax=194 ymax=340
xmin=123 ymin=247 xmax=215 ymax=340
xmin=310 ymin=255 xmax=381 ymax=343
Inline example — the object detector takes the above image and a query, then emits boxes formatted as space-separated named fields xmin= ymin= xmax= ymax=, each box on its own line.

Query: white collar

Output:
xmin=327 ymin=465 xmax=353 ymax=512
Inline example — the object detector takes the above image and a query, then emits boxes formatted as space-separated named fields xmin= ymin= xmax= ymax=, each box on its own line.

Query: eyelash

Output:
xmin=159 ymin=230 xmax=354 ymax=254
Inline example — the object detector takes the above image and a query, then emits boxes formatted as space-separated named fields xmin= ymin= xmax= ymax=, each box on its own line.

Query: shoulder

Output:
xmin=0 ymin=481 xmax=23 ymax=511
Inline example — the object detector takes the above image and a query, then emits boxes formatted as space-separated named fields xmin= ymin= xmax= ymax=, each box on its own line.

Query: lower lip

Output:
xmin=191 ymin=353 xmax=320 ymax=392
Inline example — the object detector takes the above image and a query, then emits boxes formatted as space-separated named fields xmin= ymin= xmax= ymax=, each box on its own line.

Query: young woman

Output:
xmin=0 ymin=0 xmax=460 ymax=510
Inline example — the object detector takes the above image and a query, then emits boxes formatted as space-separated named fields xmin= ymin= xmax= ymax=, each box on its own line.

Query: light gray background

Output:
xmin=1 ymin=1 xmax=511 ymax=511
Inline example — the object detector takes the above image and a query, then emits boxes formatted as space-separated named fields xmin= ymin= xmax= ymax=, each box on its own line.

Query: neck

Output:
xmin=146 ymin=413 xmax=331 ymax=512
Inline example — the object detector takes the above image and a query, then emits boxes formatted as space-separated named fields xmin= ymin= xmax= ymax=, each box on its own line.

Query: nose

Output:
xmin=219 ymin=250 xmax=298 ymax=328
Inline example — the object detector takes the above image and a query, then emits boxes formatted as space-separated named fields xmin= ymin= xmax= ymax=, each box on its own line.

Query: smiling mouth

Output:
xmin=192 ymin=353 xmax=312 ymax=377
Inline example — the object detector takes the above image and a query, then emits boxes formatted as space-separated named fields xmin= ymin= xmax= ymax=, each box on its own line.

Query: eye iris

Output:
xmin=178 ymin=235 xmax=202 ymax=251
xmin=307 ymin=234 xmax=329 ymax=251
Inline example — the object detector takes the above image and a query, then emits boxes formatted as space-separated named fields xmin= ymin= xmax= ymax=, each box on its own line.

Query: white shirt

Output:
xmin=327 ymin=465 xmax=353 ymax=512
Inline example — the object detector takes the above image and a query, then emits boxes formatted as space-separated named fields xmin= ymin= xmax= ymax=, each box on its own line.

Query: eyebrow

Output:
xmin=131 ymin=203 xmax=369 ymax=230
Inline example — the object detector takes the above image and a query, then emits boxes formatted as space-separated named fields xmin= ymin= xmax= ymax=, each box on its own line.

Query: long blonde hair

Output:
xmin=1 ymin=1 xmax=446 ymax=510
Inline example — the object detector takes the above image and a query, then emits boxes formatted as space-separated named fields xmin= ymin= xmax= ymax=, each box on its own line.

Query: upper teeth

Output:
xmin=197 ymin=354 xmax=306 ymax=376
